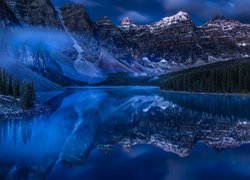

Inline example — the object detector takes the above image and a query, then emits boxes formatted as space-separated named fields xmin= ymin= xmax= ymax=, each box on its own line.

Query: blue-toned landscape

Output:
xmin=1 ymin=87 xmax=250 ymax=179
xmin=1 ymin=0 xmax=250 ymax=179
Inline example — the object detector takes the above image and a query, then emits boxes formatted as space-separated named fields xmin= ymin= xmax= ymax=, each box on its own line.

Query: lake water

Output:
xmin=1 ymin=87 xmax=250 ymax=180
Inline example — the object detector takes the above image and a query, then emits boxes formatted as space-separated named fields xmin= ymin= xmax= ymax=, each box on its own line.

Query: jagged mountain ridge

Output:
xmin=120 ymin=12 xmax=250 ymax=63
xmin=0 ymin=0 xmax=250 ymax=86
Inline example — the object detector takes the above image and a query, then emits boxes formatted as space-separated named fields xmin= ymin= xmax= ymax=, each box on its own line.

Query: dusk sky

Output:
xmin=52 ymin=0 xmax=250 ymax=25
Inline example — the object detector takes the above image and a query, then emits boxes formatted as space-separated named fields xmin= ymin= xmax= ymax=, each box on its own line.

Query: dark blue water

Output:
xmin=1 ymin=87 xmax=250 ymax=180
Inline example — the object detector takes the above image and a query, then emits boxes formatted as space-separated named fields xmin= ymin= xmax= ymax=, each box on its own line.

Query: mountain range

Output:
xmin=0 ymin=0 xmax=249 ymax=90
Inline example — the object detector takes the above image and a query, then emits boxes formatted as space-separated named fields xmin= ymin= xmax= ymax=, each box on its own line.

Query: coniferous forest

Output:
xmin=160 ymin=59 xmax=250 ymax=93
xmin=0 ymin=69 xmax=35 ymax=109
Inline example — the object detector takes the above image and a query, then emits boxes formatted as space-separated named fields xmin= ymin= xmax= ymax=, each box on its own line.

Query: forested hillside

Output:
xmin=0 ymin=69 xmax=35 ymax=109
xmin=160 ymin=59 xmax=250 ymax=93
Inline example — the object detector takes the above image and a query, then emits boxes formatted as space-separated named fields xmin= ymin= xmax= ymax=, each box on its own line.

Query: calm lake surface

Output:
xmin=1 ymin=87 xmax=250 ymax=180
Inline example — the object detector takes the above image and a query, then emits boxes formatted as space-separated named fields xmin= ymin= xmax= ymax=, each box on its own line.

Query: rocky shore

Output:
xmin=0 ymin=95 xmax=50 ymax=120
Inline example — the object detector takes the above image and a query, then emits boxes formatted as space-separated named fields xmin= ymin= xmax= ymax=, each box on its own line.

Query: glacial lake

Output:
xmin=1 ymin=87 xmax=250 ymax=180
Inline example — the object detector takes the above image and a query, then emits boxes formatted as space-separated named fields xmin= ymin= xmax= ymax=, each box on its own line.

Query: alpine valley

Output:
xmin=0 ymin=0 xmax=250 ymax=90
xmin=1 ymin=1 xmax=250 ymax=179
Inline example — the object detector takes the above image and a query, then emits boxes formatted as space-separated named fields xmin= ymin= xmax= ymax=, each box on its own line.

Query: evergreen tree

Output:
xmin=30 ymin=82 xmax=35 ymax=104
xmin=8 ymin=76 xmax=13 ymax=96
xmin=27 ymin=82 xmax=35 ymax=107
xmin=2 ymin=70 xmax=7 ymax=95
xmin=160 ymin=59 xmax=250 ymax=93
xmin=0 ymin=69 xmax=36 ymax=109
xmin=21 ymin=81 xmax=29 ymax=109
xmin=0 ymin=69 xmax=2 ymax=94
xmin=21 ymin=81 xmax=36 ymax=109
xmin=16 ymin=80 xmax=21 ymax=97
xmin=13 ymin=78 xmax=21 ymax=99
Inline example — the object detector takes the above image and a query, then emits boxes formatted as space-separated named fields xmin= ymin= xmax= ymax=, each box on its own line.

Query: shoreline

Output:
xmin=1 ymin=86 xmax=249 ymax=121
xmin=0 ymin=95 xmax=50 ymax=121
xmin=159 ymin=89 xmax=250 ymax=97
xmin=65 ymin=85 xmax=250 ymax=96
xmin=0 ymin=104 xmax=50 ymax=121
xmin=65 ymin=86 xmax=160 ymax=90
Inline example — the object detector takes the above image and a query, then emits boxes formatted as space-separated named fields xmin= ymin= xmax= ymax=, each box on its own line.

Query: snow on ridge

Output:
xmin=237 ymin=42 xmax=248 ymax=47
xmin=121 ymin=17 xmax=135 ymax=27
xmin=159 ymin=11 xmax=189 ymax=25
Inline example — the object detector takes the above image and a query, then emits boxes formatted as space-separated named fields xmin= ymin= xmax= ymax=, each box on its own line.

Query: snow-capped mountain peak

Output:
xmin=121 ymin=17 xmax=136 ymax=27
xmin=163 ymin=11 xmax=189 ymax=21
xmin=159 ymin=11 xmax=190 ymax=25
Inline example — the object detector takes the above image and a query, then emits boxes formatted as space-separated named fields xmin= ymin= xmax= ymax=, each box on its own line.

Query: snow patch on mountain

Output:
xmin=98 ymin=49 xmax=135 ymax=73
xmin=56 ymin=10 xmax=104 ymax=83
xmin=155 ymin=11 xmax=190 ymax=27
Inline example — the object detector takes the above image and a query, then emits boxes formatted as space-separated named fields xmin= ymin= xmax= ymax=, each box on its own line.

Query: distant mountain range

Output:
xmin=0 ymin=0 xmax=249 ymax=90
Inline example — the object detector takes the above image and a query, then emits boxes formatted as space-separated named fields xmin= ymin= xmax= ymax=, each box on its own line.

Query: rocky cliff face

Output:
xmin=59 ymin=4 xmax=145 ymax=76
xmin=197 ymin=17 xmax=250 ymax=60
xmin=120 ymin=11 xmax=200 ymax=63
xmin=5 ymin=0 xmax=62 ymax=27
xmin=0 ymin=0 xmax=20 ymax=27
xmin=120 ymin=12 xmax=250 ymax=64
xmin=93 ymin=16 xmax=140 ymax=64
xmin=60 ymin=3 xmax=100 ymax=62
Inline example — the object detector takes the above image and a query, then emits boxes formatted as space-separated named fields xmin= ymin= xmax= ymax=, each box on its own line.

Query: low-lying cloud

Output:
xmin=0 ymin=27 xmax=71 ymax=53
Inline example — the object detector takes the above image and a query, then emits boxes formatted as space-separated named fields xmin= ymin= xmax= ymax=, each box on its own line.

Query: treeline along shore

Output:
xmin=160 ymin=58 xmax=250 ymax=94
xmin=0 ymin=68 xmax=35 ymax=109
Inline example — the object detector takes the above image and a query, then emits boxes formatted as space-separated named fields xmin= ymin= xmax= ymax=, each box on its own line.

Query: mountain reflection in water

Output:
xmin=0 ymin=87 xmax=250 ymax=179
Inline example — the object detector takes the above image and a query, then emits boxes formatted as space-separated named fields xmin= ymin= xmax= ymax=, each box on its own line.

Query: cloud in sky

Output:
xmin=52 ymin=0 xmax=250 ymax=25
xmin=159 ymin=0 xmax=250 ymax=23
xmin=117 ymin=9 xmax=152 ymax=24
